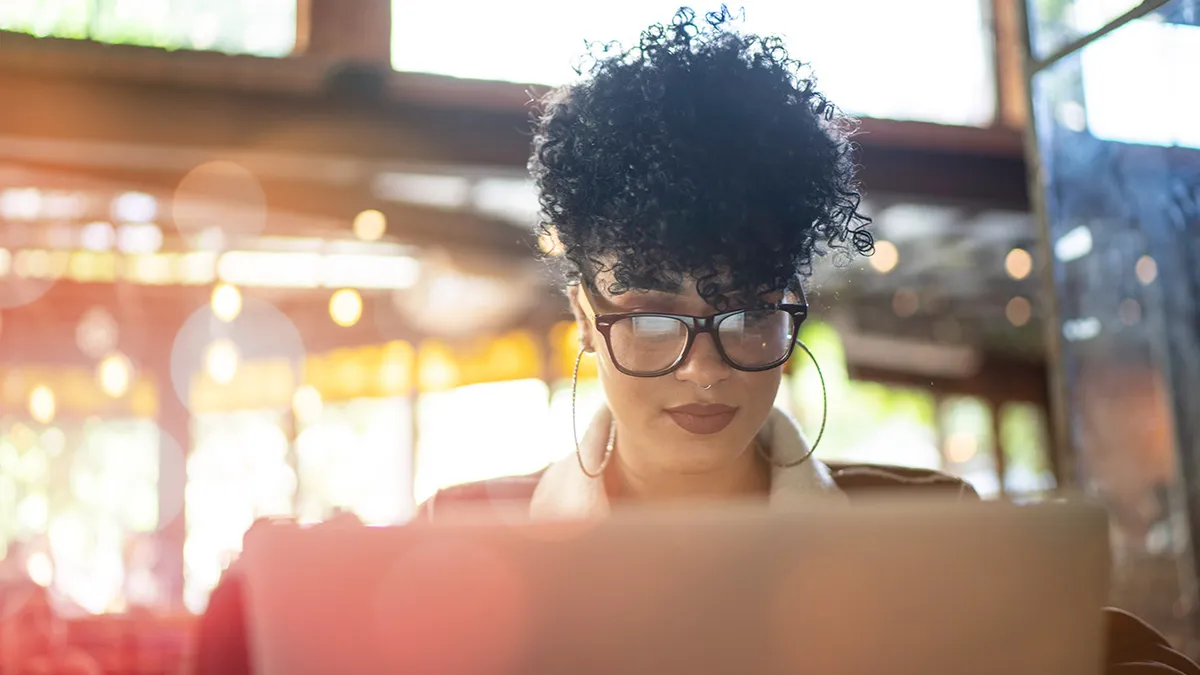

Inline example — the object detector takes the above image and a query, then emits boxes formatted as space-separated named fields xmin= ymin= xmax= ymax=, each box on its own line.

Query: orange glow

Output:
xmin=1136 ymin=256 xmax=1157 ymax=285
xmin=353 ymin=209 xmax=388 ymax=241
xmin=1004 ymin=248 xmax=1032 ymax=280
xmin=945 ymin=432 xmax=978 ymax=463
xmin=1006 ymin=296 xmax=1032 ymax=327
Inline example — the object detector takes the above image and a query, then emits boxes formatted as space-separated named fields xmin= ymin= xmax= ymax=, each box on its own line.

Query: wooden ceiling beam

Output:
xmin=0 ymin=59 xmax=1030 ymax=212
xmin=3 ymin=160 xmax=537 ymax=261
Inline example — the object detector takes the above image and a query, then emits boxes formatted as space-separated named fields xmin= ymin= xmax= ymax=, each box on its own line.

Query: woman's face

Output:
xmin=572 ymin=278 xmax=786 ymax=476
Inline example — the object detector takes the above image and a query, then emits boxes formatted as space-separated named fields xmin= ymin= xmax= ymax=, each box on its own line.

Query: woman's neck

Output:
xmin=606 ymin=438 xmax=771 ymax=503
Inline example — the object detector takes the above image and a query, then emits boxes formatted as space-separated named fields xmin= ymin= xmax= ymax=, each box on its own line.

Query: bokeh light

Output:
xmin=76 ymin=307 xmax=119 ymax=359
xmin=1119 ymin=298 xmax=1142 ymax=326
xmin=173 ymin=161 xmax=268 ymax=243
xmin=1136 ymin=255 xmax=1158 ymax=285
xmin=330 ymin=289 xmax=363 ymax=328
xmin=292 ymin=385 xmax=324 ymax=426
xmin=29 ymin=385 xmax=56 ymax=424
xmin=1006 ymin=296 xmax=1032 ymax=327
xmin=1004 ymin=248 xmax=1032 ymax=280
xmin=170 ymin=297 xmax=307 ymax=414
xmin=97 ymin=353 xmax=134 ymax=398
xmin=869 ymin=240 xmax=899 ymax=274
xmin=204 ymin=340 xmax=240 ymax=385
xmin=211 ymin=283 xmax=243 ymax=323
xmin=353 ymin=209 xmax=387 ymax=241
xmin=26 ymin=550 xmax=54 ymax=587
xmin=945 ymin=432 xmax=978 ymax=463
xmin=0 ymin=253 xmax=57 ymax=309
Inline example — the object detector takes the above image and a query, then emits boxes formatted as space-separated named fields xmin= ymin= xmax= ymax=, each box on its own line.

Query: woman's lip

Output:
xmin=665 ymin=403 xmax=737 ymax=416
xmin=665 ymin=405 xmax=738 ymax=435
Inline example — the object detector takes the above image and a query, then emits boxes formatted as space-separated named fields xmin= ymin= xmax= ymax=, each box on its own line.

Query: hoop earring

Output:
xmin=572 ymin=347 xmax=615 ymax=478
xmin=759 ymin=340 xmax=827 ymax=468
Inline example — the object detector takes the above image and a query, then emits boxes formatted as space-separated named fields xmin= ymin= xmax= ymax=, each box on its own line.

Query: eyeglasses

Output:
xmin=591 ymin=303 xmax=808 ymax=377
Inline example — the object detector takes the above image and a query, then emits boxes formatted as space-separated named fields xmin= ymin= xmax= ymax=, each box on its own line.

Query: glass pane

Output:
xmin=1027 ymin=0 xmax=1200 ymax=61
xmin=391 ymin=0 xmax=996 ymax=125
xmin=1062 ymin=10 xmax=1200 ymax=149
xmin=0 ymin=0 xmax=297 ymax=57
xmin=1030 ymin=0 xmax=1200 ymax=648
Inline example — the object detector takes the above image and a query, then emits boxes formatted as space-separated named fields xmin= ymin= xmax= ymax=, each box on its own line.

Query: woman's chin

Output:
xmin=650 ymin=432 xmax=755 ymax=474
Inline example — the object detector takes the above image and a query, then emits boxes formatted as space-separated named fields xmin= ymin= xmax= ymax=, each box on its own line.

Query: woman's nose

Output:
xmin=675 ymin=332 xmax=731 ymax=383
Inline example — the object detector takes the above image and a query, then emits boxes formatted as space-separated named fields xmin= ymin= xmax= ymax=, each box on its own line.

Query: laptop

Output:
xmin=239 ymin=498 xmax=1110 ymax=675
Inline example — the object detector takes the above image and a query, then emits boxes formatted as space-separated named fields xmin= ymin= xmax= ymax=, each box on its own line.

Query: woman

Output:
xmin=197 ymin=7 xmax=1198 ymax=674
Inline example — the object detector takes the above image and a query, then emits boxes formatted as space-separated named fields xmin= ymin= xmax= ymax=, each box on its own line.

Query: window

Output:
xmin=788 ymin=321 xmax=943 ymax=470
xmin=939 ymin=396 xmax=1001 ymax=498
xmin=999 ymin=402 xmax=1057 ymax=498
xmin=295 ymin=397 xmax=414 ymax=526
xmin=391 ymin=0 xmax=996 ymax=125
xmin=0 ymin=417 xmax=159 ymax=615
xmin=1077 ymin=15 xmax=1200 ymax=149
xmin=413 ymin=379 xmax=557 ymax=506
xmin=0 ymin=0 xmax=297 ymax=57
xmin=183 ymin=410 xmax=294 ymax=613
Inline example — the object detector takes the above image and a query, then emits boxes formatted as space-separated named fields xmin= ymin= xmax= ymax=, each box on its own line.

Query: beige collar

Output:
xmin=530 ymin=406 xmax=844 ymax=519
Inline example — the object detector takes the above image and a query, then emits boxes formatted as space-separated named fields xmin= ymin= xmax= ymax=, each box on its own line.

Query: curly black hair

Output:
xmin=530 ymin=6 xmax=873 ymax=308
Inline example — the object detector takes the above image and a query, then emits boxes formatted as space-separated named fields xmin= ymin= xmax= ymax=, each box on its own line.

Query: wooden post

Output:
xmin=295 ymin=0 xmax=393 ymax=66
xmin=992 ymin=0 xmax=1029 ymax=129
xmin=147 ymin=339 xmax=189 ymax=611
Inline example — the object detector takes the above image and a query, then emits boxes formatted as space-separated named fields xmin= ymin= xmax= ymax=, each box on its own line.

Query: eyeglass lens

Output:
xmin=607 ymin=309 xmax=796 ymax=374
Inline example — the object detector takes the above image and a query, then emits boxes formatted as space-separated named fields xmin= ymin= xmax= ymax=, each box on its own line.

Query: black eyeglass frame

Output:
xmin=591 ymin=303 xmax=809 ymax=378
